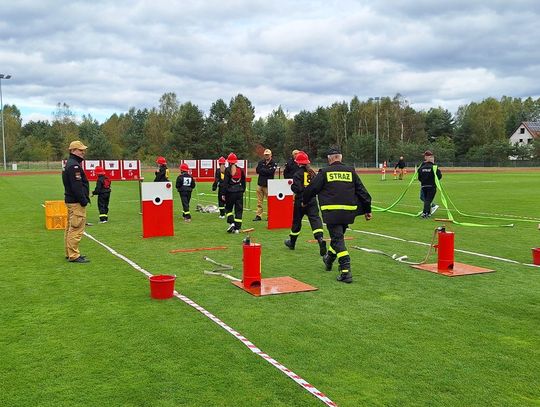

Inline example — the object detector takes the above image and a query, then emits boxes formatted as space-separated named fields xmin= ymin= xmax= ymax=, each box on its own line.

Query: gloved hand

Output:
xmin=212 ymin=185 xmax=216 ymax=191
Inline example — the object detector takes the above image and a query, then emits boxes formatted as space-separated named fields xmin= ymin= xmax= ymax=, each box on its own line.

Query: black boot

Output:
xmin=284 ymin=239 xmax=295 ymax=250
xmin=285 ymin=234 xmax=297 ymax=250
xmin=322 ymin=254 xmax=334 ymax=271
xmin=317 ymin=239 xmax=327 ymax=256
xmin=336 ymin=270 xmax=353 ymax=283
xmin=337 ymin=262 xmax=352 ymax=283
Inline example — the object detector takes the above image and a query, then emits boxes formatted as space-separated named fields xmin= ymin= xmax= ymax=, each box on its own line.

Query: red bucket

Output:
xmin=532 ymin=248 xmax=540 ymax=266
xmin=149 ymin=274 xmax=176 ymax=299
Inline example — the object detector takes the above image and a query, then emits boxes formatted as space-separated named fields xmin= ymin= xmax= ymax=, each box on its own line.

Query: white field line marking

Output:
xmin=476 ymin=212 xmax=540 ymax=221
xmin=83 ymin=231 xmax=338 ymax=407
xmin=194 ymin=196 xmax=539 ymax=268
xmin=348 ymin=229 xmax=540 ymax=268
xmin=447 ymin=180 xmax=496 ymax=183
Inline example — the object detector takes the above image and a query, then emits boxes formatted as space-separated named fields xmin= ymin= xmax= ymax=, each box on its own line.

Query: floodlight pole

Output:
xmin=0 ymin=74 xmax=12 ymax=171
xmin=374 ymin=96 xmax=380 ymax=169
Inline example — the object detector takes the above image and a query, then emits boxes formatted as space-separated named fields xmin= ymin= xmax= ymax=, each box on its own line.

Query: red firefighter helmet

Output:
xmin=95 ymin=165 xmax=105 ymax=175
xmin=156 ymin=156 xmax=167 ymax=165
xmin=227 ymin=153 xmax=238 ymax=164
xmin=217 ymin=156 xmax=226 ymax=165
xmin=180 ymin=163 xmax=189 ymax=172
xmin=295 ymin=151 xmax=310 ymax=165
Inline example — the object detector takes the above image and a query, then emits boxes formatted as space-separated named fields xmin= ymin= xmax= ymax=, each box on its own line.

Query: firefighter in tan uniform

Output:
xmin=62 ymin=140 xmax=91 ymax=263
xmin=303 ymin=146 xmax=372 ymax=283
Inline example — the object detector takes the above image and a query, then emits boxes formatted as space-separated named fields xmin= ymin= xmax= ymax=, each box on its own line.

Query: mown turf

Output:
xmin=0 ymin=170 xmax=539 ymax=407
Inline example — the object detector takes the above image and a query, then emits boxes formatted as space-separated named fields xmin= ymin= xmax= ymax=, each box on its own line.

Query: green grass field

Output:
xmin=1 ymin=170 xmax=539 ymax=407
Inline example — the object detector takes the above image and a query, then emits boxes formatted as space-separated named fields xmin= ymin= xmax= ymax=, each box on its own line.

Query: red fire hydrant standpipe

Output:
xmin=433 ymin=226 xmax=454 ymax=272
xmin=411 ymin=224 xmax=495 ymax=277
xmin=242 ymin=238 xmax=262 ymax=289
xmin=233 ymin=237 xmax=318 ymax=296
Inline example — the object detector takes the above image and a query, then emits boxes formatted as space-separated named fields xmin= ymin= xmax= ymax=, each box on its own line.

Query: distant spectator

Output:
xmin=394 ymin=156 xmax=406 ymax=180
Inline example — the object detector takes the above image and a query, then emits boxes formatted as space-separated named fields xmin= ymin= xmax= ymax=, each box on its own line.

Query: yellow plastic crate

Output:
xmin=45 ymin=200 xmax=68 ymax=230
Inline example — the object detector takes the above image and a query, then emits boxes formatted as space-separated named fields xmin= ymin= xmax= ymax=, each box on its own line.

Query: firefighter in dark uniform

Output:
xmin=62 ymin=140 xmax=91 ymax=263
xmin=222 ymin=153 xmax=246 ymax=233
xmin=418 ymin=150 xmax=442 ymax=218
xmin=394 ymin=156 xmax=406 ymax=180
xmin=283 ymin=149 xmax=300 ymax=179
xmin=176 ymin=162 xmax=196 ymax=222
xmin=284 ymin=151 xmax=327 ymax=256
xmin=92 ymin=165 xmax=111 ymax=223
xmin=154 ymin=156 xmax=169 ymax=182
xmin=303 ymin=146 xmax=372 ymax=283
xmin=212 ymin=156 xmax=227 ymax=218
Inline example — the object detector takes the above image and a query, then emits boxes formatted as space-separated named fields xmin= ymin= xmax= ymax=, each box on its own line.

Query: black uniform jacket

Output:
xmin=212 ymin=168 xmax=225 ymax=191
xmin=283 ymin=158 xmax=300 ymax=179
xmin=176 ymin=172 xmax=196 ymax=192
xmin=92 ymin=175 xmax=111 ymax=196
xmin=303 ymin=161 xmax=372 ymax=225
xmin=154 ymin=165 xmax=169 ymax=182
xmin=417 ymin=162 xmax=442 ymax=187
xmin=291 ymin=167 xmax=317 ymax=206
xmin=63 ymin=154 xmax=90 ymax=206
xmin=395 ymin=159 xmax=406 ymax=169
xmin=222 ymin=166 xmax=246 ymax=194
xmin=255 ymin=159 xmax=277 ymax=187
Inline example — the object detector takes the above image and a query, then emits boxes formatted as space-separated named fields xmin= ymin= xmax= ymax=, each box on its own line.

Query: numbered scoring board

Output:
xmin=180 ymin=159 xmax=248 ymax=179
xmin=62 ymin=159 xmax=141 ymax=181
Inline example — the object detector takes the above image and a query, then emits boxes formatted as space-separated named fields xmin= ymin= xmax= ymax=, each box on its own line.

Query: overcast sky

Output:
xmin=2 ymin=0 xmax=539 ymax=124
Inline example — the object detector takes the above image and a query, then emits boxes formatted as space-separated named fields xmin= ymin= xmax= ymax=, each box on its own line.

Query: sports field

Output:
xmin=1 ymin=170 xmax=539 ymax=406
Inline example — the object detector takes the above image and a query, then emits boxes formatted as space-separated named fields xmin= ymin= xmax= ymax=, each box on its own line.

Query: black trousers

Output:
xmin=289 ymin=201 xmax=324 ymax=243
xmin=217 ymin=188 xmax=226 ymax=216
xmin=421 ymin=186 xmax=436 ymax=215
xmin=179 ymin=191 xmax=192 ymax=219
xmin=225 ymin=191 xmax=243 ymax=230
xmin=97 ymin=192 xmax=110 ymax=220
xmin=326 ymin=223 xmax=351 ymax=272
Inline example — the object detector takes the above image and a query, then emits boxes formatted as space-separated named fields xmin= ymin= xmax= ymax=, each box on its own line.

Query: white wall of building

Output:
xmin=509 ymin=124 xmax=534 ymax=145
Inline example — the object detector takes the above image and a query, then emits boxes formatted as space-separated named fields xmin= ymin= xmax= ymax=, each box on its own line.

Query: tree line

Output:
xmin=2 ymin=93 xmax=540 ymax=166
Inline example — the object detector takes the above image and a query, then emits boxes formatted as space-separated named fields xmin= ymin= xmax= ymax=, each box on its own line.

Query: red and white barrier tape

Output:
xmin=84 ymin=232 xmax=338 ymax=407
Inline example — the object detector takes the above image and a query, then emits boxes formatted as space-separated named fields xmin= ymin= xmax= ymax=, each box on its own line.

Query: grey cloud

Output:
xmin=1 ymin=0 xmax=539 ymax=124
